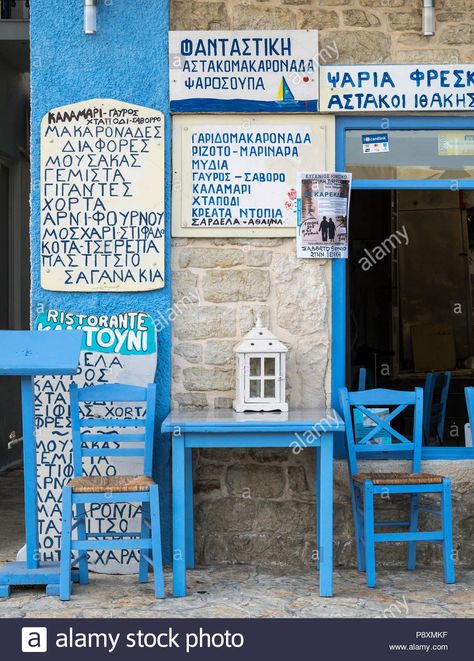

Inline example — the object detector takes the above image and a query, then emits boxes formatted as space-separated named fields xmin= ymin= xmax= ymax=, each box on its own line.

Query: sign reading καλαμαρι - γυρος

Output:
xmin=40 ymin=99 xmax=165 ymax=292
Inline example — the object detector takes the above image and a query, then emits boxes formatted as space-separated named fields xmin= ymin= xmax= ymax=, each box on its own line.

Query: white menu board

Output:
xmin=40 ymin=99 xmax=165 ymax=291
xmin=172 ymin=114 xmax=335 ymax=237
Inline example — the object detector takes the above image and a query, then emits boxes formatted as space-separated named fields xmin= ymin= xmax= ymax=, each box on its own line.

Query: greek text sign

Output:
xmin=320 ymin=65 xmax=474 ymax=112
xmin=170 ymin=30 xmax=319 ymax=112
xmin=33 ymin=309 xmax=157 ymax=574
xmin=40 ymin=99 xmax=165 ymax=292
xmin=172 ymin=115 xmax=334 ymax=237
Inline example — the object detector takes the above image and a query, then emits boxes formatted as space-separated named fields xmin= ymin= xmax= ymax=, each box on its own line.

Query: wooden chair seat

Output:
xmin=353 ymin=472 xmax=444 ymax=485
xmin=67 ymin=475 xmax=155 ymax=493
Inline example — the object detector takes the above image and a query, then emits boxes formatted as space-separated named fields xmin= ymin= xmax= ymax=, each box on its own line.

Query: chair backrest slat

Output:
xmin=80 ymin=433 xmax=146 ymax=444
xmin=70 ymin=383 xmax=157 ymax=478
xmin=76 ymin=383 xmax=148 ymax=402
xmin=82 ymin=448 xmax=145 ymax=458
xmin=339 ymin=387 xmax=424 ymax=476
xmin=80 ymin=419 xmax=147 ymax=428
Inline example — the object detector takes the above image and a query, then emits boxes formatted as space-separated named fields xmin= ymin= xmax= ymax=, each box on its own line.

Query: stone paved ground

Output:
xmin=1 ymin=470 xmax=473 ymax=618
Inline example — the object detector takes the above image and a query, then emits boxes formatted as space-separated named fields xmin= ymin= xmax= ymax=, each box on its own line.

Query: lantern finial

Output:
xmin=255 ymin=313 xmax=263 ymax=329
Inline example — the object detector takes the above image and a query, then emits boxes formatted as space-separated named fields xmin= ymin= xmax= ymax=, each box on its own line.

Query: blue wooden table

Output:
xmin=161 ymin=408 xmax=345 ymax=598
xmin=0 ymin=330 xmax=83 ymax=597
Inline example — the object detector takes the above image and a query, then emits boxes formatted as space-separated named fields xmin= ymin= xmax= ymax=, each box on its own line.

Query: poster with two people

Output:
xmin=296 ymin=172 xmax=352 ymax=259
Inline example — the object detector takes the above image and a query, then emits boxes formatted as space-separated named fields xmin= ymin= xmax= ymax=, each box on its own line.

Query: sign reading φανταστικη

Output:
xmin=172 ymin=114 xmax=334 ymax=237
xmin=32 ymin=309 xmax=157 ymax=574
xmin=320 ymin=64 xmax=474 ymax=112
xmin=40 ymin=99 xmax=165 ymax=292
xmin=169 ymin=30 xmax=319 ymax=112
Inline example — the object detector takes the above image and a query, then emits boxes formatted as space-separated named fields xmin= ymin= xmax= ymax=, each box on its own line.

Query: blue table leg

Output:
xmin=172 ymin=429 xmax=186 ymax=597
xmin=318 ymin=432 xmax=333 ymax=597
xmin=185 ymin=447 xmax=194 ymax=569
xmin=21 ymin=376 xmax=39 ymax=570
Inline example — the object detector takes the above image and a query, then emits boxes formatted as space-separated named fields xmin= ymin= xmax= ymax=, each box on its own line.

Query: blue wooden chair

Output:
xmin=59 ymin=383 xmax=164 ymax=600
xmin=423 ymin=371 xmax=451 ymax=445
xmin=339 ymin=387 xmax=455 ymax=588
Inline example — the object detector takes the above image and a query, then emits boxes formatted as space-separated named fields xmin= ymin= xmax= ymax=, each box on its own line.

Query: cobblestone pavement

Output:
xmin=0 ymin=566 xmax=473 ymax=618
xmin=1 ymin=470 xmax=473 ymax=618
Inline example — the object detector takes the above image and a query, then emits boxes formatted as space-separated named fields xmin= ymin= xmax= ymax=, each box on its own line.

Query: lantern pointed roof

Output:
xmin=234 ymin=315 xmax=288 ymax=354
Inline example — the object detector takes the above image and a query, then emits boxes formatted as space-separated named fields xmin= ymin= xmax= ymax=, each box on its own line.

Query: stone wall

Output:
xmin=170 ymin=0 xmax=474 ymax=568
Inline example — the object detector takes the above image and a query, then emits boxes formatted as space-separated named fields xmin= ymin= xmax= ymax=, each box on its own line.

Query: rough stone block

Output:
xmin=178 ymin=248 xmax=244 ymax=269
xmin=172 ymin=270 xmax=199 ymax=301
xmin=441 ymin=24 xmax=474 ymax=44
xmin=174 ymin=306 xmax=236 ymax=340
xmin=388 ymin=11 xmax=421 ymax=31
xmin=288 ymin=465 xmax=309 ymax=494
xmin=397 ymin=49 xmax=460 ymax=64
xmin=360 ymin=0 xmax=406 ymax=5
xmin=203 ymin=269 xmax=270 ymax=303
xmin=174 ymin=342 xmax=203 ymax=364
xmin=204 ymin=340 xmax=235 ymax=365
xmin=174 ymin=392 xmax=209 ymax=409
xmin=196 ymin=497 xmax=257 ymax=532
xmin=343 ymin=9 xmax=380 ymax=27
xmin=298 ymin=9 xmax=340 ymax=29
xmin=320 ymin=30 xmax=390 ymax=63
xmin=171 ymin=1 xmax=230 ymax=30
xmin=214 ymin=397 xmax=234 ymax=409
xmin=232 ymin=5 xmax=298 ymax=29
xmin=183 ymin=365 xmax=234 ymax=391
xmin=244 ymin=250 xmax=272 ymax=267
xmin=227 ymin=464 xmax=285 ymax=498
xmin=212 ymin=238 xmax=283 ymax=247
xmin=248 ymin=448 xmax=289 ymax=463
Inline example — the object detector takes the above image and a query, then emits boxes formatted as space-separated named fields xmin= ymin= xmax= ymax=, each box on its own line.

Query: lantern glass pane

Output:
xmin=264 ymin=379 xmax=275 ymax=398
xmin=264 ymin=357 xmax=275 ymax=376
xmin=249 ymin=357 xmax=261 ymax=376
xmin=249 ymin=379 xmax=261 ymax=398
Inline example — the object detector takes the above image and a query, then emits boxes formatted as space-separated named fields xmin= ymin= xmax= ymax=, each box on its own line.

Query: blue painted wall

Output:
xmin=30 ymin=0 xmax=172 ymax=560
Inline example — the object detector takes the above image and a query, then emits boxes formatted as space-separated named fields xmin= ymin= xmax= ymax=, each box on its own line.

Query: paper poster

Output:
xmin=30 ymin=309 xmax=157 ymax=574
xmin=40 ymin=99 xmax=165 ymax=292
xmin=296 ymin=172 xmax=352 ymax=259
xmin=438 ymin=132 xmax=474 ymax=156
xmin=170 ymin=30 xmax=319 ymax=112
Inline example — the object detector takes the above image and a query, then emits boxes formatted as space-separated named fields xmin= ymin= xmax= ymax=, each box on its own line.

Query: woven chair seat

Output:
xmin=353 ymin=472 xmax=444 ymax=485
xmin=67 ymin=475 xmax=155 ymax=493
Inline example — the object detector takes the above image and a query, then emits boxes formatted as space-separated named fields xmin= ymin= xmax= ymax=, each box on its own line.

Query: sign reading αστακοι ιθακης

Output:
xmin=40 ymin=99 xmax=165 ymax=292
xmin=320 ymin=64 xmax=474 ymax=112
xmin=169 ymin=30 xmax=319 ymax=112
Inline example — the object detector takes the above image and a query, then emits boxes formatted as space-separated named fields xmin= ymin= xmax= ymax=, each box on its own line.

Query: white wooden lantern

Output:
xmin=233 ymin=316 xmax=288 ymax=412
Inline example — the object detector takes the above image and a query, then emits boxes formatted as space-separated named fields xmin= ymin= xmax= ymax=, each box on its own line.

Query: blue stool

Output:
xmin=59 ymin=383 xmax=164 ymax=600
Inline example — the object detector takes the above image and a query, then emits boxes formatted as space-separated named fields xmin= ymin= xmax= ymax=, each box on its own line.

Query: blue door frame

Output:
xmin=332 ymin=115 xmax=474 ymax=460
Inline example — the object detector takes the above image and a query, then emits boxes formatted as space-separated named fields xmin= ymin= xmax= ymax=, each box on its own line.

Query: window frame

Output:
xmin=333 ymin=115 xmax=474 ymax=460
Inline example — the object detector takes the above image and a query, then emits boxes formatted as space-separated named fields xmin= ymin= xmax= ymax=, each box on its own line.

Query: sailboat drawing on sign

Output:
xmin=277 ymin=76 xmax=295 ymax=102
